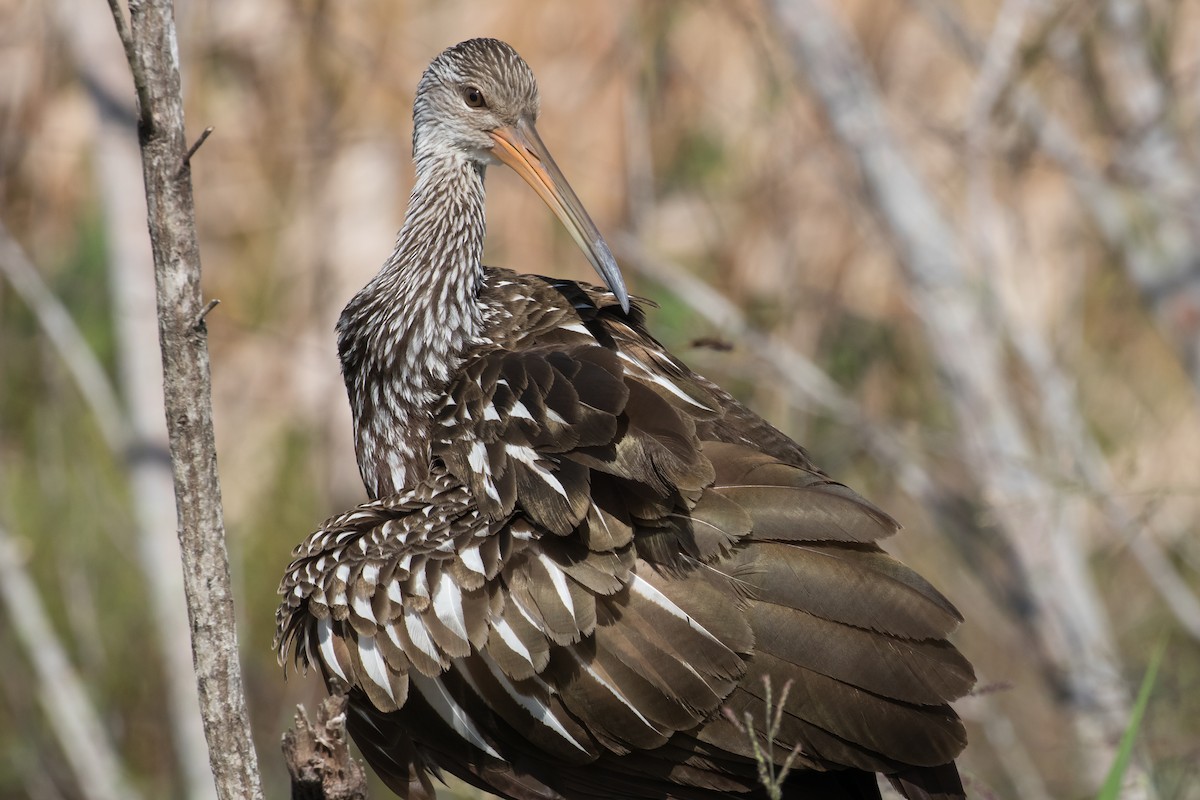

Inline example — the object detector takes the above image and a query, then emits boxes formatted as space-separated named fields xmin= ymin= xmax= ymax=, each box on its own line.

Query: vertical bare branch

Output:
xmin=0 ymin=525 xmax=143 ymax=800
xmin=49 ymin=1 xmax=221 ymax=795
xmin=105 ymin=0 xmax=265 ymax=798
xmin=763 ymin=0 xmax=1154 ymax=794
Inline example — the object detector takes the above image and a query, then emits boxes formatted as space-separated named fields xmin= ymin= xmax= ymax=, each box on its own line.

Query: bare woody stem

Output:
xmin=282 ymin=694 xmax=370 ymax=800
xmin=107 ymin=0 xmax=264 ymax=798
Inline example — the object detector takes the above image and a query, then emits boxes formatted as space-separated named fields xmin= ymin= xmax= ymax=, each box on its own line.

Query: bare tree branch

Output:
xmin=180 ymin=126 xmax=215 ymax=176
xmin=909 ymin=0 xmax=1200 ymax=645
xmin=107 ymin=0 xmax=265 ymax=798
xmin=764 ymin=0 xmax=1154 ymax=794
xmin=104 ymin=0 xmax=149 ymax=118
xmin=0 ymin=524 xmax=143 ymax=800
xmin=53 ymin=1 xmax=222 ymax=795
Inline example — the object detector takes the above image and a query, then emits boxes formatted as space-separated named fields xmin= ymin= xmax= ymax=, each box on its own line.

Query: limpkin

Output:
xmin=277 ymin=38 xmax=974 ymax=800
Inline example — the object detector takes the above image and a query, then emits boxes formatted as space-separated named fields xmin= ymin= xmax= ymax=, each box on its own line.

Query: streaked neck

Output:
xmin=338 ymin=152 xmax=488 ymax=496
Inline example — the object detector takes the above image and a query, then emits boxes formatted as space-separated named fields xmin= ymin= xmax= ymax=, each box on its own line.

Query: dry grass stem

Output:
xmin=722 ymin=677 xmax=803 ymax=800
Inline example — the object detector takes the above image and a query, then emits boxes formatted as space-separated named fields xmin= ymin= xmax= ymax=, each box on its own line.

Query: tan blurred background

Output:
xmin=2 ymin=0 xmax=1199 ymax=798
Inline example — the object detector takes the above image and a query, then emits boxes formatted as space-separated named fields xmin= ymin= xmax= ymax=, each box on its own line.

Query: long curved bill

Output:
xmin=489 ymin=117 xmax=630 ymax=312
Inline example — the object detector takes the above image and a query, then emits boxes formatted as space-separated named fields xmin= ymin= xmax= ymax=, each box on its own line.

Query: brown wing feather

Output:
xmin=279 ymin=271 xmax=972 ymax=799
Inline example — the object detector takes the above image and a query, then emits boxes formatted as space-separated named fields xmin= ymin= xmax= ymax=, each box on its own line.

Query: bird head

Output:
xmin=412 ymin=38 xmax=630 ymax=312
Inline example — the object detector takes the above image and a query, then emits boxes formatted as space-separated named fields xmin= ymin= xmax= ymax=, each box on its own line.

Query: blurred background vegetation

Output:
xmin=2 ymin=0 xmax=1199 ymax=798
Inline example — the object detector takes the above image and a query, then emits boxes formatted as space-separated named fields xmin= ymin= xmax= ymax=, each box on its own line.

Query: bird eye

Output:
xmin=463 ymin=87 xmax=487 ymax=109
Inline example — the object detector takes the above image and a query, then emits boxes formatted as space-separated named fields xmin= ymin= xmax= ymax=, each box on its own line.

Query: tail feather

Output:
xmin=781 ymin=768 xmax=883 ymax=799
xmin=887 ymin=762 xmax=966 ymax=800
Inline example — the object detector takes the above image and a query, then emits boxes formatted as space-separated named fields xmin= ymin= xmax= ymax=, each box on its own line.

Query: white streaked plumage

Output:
xmin=359 ymin=635 xmax=398 ymax=703
xmin=410 ymin=672 xmax=502 ymax=759
xmin=476 ymin=654 xmax=591 ymax=755
xmin=537 ymin=552 xmax=577 ymax=623
xmin=565 ymin=649 xmax=660 ymax=733
xmin=504 ymin=443 xmax=568 ymax=498
xmin=488 ymin=612 xmax=537 ymax=671
xmin=432 ymin=569 xmax=469 ymax=644
xmin=400 ymin=607 xmax=442 ymax=668
xmin=316 ymin=616 xmax=349 ymax=683
xmin=275 ymin=37 xmax=972 ymax=800
xmin=629 ymin=574 xmax=723 ymax=646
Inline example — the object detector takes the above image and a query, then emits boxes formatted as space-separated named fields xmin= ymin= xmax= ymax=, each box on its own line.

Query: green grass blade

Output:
xmin=1097 ymin=638 xmax=1166 ymax=800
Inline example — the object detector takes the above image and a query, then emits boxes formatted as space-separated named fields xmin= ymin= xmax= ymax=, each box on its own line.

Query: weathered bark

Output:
xmin=106 ymin=0 xmax=264 ymax=798
xmin=283 ymin=696 xmax=371 ymax=800
xmin=56 ymin=1 xmax=217 ymax=795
